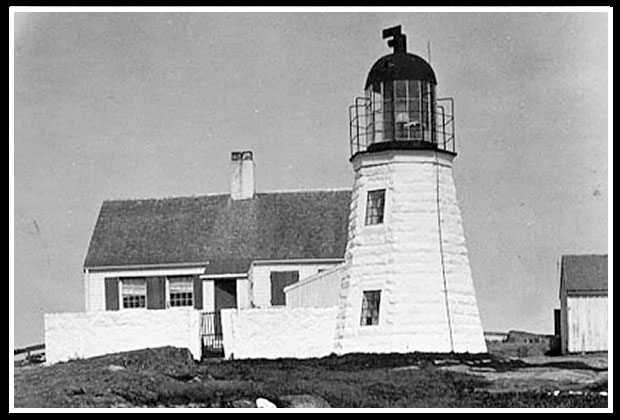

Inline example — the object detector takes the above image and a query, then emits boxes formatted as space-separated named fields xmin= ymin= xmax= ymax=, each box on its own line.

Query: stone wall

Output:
xmin=44 ymin=308 xmax=201 ymax=364
xmin=220 ymin=307 xmax=338 ymax=359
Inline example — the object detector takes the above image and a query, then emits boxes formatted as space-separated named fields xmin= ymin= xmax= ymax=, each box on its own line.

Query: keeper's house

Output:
xmin=83 ymin=151 xmax=349 ymax=316
xmin=557 ymin=254 xmax=608 ymax=354
xmin=45 ymin=151 xmax=350 ymax=364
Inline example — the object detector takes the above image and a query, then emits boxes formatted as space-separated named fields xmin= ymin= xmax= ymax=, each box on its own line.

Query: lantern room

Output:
xmin=349 ymin=26 xmax=455 ymax=157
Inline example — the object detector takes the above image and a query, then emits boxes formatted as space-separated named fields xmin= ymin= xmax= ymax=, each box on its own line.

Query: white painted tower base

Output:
xmin=334 ymin=148 xmax=487 ymax=354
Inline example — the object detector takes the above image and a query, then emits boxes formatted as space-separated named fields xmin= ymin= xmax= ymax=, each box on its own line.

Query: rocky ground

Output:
xmin=13 ymin=347 xmax=608 ymax=408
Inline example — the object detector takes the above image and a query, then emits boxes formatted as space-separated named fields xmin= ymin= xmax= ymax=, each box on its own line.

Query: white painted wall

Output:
xmin=236 ymin=278 xmax=252 ymax=309
xmin=44 ymin=308 xmax=202 ymax=364
xmin=249 ymin=261 xmax=342 ymax=308
xmin=86 ymin=266 xmax=205 ymax=312
xmin=566 ymin=295 xmax=608 ymax=353
xmin=436 ymin=152 xmax=488 ymax=353
xmin=203 ymin=279 xmax=215 ymax=312
xmin=84 ymin=269 xmax=91 ymax=312
xmin=220 ymin=307 xmax=338 ymax=359
xmin=284 ymin=264 xmax=345 ymax=308
xmin=334 ymin=149 xmax=487 ymax=355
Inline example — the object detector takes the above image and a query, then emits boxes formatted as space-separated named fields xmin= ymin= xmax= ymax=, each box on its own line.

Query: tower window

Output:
xmin=360 ymin=290 xmax=381 ymax=326
xmin=365 ymin=189 xmax=386 ymax=225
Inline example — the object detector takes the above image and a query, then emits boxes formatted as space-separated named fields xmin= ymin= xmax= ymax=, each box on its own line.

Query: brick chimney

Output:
xmin=230 ymin=151 xmax=255 ymax=200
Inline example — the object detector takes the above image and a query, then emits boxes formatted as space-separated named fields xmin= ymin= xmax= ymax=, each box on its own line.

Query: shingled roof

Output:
xmin=560 ymin=254 xmax=608 ymax=296
xmin=83 ymin=190 xmax=351 ymax=273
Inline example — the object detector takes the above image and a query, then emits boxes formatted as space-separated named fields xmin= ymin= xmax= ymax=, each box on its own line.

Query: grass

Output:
xmin=13 ymin=347 xmax=608 ymax=408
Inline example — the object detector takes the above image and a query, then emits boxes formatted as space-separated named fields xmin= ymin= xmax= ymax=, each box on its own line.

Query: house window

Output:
xmin=360 ymin=290 xmax=381 ymax=326
xmin=168 ymin=276 xmax=194 ymax=307
xmin=121 ymin=278 xmax=147 ymax=309
xmin=365 ymin=189 xmax=386 ymax=225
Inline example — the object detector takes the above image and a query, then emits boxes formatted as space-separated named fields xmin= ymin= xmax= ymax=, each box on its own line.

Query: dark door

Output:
xmin=214 ymin=279 xmax=237 ymax=312
xmin=213 ymin=279 xmax=236 ymax=337
xmin=270 ymin=271 xmax=299 ymax=306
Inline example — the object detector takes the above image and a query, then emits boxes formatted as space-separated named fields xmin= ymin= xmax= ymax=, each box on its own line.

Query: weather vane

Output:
xmin=382 ymin=25 xmax=407 ymax=53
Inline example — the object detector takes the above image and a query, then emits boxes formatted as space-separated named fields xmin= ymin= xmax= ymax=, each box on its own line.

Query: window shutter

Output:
xmin=147 ymin=276 xmax=166 ymax=309
xmin=104 ymin=277 xmax=119 ymax=311
xmin=193 ymin=275 xmax=203 ymax=310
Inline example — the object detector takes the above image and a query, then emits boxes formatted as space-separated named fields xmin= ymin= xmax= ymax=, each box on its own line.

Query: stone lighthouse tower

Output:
xmin=334 ymin=26 xmax=487 ymax=354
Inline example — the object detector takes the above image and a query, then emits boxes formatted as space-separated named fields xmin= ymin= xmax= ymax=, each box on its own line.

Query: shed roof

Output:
xmin=84 ymin=190 xmax=351 ymax=273
xmin=560 ymin=254 xmax=608 ymax=296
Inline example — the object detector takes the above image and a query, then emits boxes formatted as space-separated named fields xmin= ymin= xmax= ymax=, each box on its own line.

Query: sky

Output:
xmin=11 ymin=10 xmax=609 ymax=348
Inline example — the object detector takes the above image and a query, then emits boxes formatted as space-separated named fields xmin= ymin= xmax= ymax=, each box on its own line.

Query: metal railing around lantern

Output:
xmin=349 ymin=96 xmax=455 ymax=157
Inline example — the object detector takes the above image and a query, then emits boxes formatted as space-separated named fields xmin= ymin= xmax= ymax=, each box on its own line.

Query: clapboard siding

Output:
xmin=249 ymin=262 xmax=341 ymax=308
xmin=86 ymin=267 xmax=205 ymax=311
xmin=567 ymin=296 xmax=608 ymax=353
xmin=285 ymin=264 xmax=345 ymax=308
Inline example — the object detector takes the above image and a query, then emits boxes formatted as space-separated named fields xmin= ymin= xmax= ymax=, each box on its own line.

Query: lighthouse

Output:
xmin=334 ymin=26 xmax=487 ymax=354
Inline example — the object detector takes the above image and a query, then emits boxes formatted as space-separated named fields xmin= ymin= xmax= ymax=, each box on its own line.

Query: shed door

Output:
xmin=270 ymin=271 xmax=299 ymax=306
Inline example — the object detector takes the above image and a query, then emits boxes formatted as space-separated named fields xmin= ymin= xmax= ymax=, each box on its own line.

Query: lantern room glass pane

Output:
xmin=395 ymin=80 xmax=407 ymax=98
xmin=382 ymin=82 xmax=394 ymax=141
xmin=394 ymin=98 xmax=408 ymax=140
xmin=394 ymin=99 xmax=407 ymax=116
xmin=373 ymin=88 xmax=383 ymax=144
xmin=421 ymin=82 xmax=436 ymax=143
xmin=361 ymin=80 xmax=438 ymax=147
xmin=407 ymin=81 xmax=417 ymax=140
xmin=408 ymin=80 xmax=420 ymax=100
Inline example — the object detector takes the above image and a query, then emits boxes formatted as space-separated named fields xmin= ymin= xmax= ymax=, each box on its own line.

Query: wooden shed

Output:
xmin=559 ymin=254 xmax=608 ymax=354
